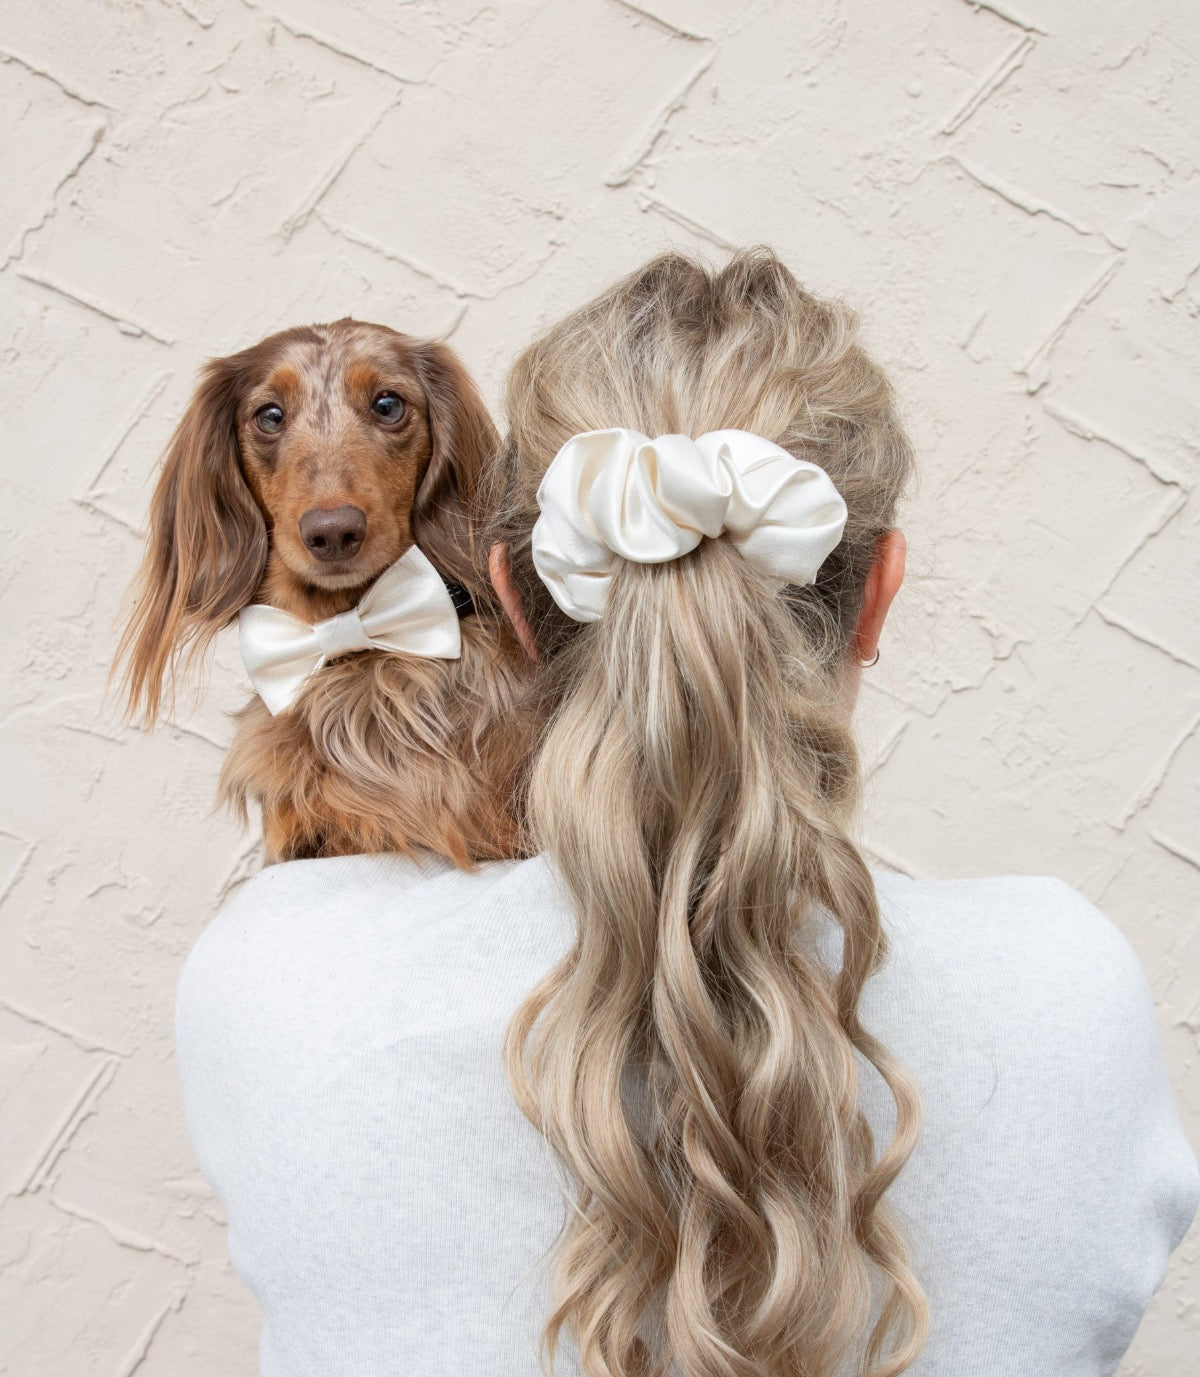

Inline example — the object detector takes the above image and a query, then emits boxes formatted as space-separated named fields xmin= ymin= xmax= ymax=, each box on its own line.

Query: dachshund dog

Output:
xmin=114 ymin=320 xmax=530 ymax=865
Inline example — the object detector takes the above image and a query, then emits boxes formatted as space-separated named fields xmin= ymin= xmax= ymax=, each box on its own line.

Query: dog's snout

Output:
xmin=299 ymin=505 xmax=368 ymax=562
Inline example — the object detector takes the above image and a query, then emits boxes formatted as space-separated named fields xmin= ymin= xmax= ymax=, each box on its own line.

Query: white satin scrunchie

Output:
xmin=530 ymin=428 xmax=849 ymax=623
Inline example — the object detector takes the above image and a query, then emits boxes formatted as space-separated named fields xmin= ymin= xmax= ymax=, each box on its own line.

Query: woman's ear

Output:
xmin=489 ymin=542 xmax=538 ymax=662
xmin=111 ymin=357 xmax=267 ymax=725
xmin=852 ymin=528 xmax=906 ymax=664
xmin=409 ymin=340 xmax=498 ymax=597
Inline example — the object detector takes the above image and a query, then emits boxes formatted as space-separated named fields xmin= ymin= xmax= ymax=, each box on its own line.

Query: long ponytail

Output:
xmin=493 ymin=250 xmax=928 ymax=1377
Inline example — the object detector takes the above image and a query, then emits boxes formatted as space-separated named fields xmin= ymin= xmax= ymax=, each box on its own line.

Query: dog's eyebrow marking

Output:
xmin=264 ymin=364 xmax=301 ymax=400
xmin=345 ymin=362 xmax=379 ymax=398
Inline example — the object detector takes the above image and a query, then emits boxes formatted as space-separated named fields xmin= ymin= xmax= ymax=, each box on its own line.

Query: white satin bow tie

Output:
xmin=239 ymin=544 xmax=463 ymax=715
xmin=531 ymin=428 xmax=849 ymax=623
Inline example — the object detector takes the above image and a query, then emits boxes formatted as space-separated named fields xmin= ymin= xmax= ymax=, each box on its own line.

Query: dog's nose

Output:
xmin=299 ymin=505 xmax=368 ymax=561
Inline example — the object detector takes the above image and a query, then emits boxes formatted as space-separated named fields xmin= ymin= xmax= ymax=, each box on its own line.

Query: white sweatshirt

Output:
xmin=174 ymin=852 xmax=1200 ymax=1376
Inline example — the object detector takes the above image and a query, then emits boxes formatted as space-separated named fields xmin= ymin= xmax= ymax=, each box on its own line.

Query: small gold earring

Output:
xmin=860 ymin=649 xmax=880 ymax=668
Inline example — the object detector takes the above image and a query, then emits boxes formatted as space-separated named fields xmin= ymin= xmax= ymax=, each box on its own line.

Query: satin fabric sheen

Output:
xmin=238 ymin=544 xmax=463 ymax=715
xmin=530 ymin=428 xmax=849 ymax=622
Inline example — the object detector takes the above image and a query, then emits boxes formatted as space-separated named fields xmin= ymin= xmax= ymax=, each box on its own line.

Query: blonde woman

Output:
xmin=175 ymin=251 xmax=1199 ymax=1377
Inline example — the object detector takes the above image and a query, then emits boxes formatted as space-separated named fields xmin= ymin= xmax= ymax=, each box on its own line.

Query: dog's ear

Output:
xmin=409 ymin=340 xmax=498 ymax=595
xmin=112 ymin=354 xmax=267 ymax=725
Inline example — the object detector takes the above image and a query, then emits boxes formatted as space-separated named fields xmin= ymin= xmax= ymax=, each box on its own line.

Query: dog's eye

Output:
xmin=255 ymin=404 xmax=285 ymax=434
xmin=371 ymin=392 xmax=405 ymax=424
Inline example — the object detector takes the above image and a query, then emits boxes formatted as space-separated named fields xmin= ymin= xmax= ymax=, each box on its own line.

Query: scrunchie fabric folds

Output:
xmin=530 ymin=428 xmax=849 ymax=623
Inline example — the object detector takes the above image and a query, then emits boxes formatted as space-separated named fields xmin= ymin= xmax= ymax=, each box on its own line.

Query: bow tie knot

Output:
xmin=312 ymin=608 xmax=376 ymax=660
xmin=239 ymin=545 xmax=464 ymax=715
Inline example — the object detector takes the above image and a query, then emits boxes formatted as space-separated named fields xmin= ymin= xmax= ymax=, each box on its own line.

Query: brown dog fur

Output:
xmin=113 ymin=320 xmax=531 ymax=866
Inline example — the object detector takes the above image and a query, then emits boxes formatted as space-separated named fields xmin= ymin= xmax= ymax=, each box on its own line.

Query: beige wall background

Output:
xmin=1 ymin=0 xmax=1196 ymax=1372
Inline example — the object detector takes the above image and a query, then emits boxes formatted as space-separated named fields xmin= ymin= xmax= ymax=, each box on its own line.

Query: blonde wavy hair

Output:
xmin=486 ymin=249 xmax=929 ymax=1377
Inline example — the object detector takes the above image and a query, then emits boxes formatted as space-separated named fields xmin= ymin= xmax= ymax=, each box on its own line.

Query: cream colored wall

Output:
xmin=1 ymin=0 xmax=1196 ymax=1372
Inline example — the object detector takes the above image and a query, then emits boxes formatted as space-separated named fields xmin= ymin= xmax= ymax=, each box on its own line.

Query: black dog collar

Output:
xmin=441 ymin=576 xmax=475 ymax=619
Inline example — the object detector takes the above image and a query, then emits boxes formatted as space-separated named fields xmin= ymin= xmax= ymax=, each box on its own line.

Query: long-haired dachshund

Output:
xmin=114 ymin=320 xmax=529 ymax=866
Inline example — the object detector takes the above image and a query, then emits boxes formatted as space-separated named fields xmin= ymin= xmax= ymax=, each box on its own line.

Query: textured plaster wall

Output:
xmin=0 ymin=0 xmax=1196 ymax=1372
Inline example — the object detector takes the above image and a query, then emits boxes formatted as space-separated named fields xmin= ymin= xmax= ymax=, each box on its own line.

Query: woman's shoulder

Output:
xmin=871 ymin=869 xmax=1147 ymax=1004
xmin=874 ymin=868 xmax=1126 ymax=940
xmin=866 ymin=870 xmax=1198 ymax=1213
xmin=863 ymin=870 xmax=1183 ymax=1138
xmin=175 ymin=851 xmax=566 ymax=1037
xmin=186 ymin=851 xmax=559 ymax=949
xmin=865 ymin=872 xmax=1199 ymax=1372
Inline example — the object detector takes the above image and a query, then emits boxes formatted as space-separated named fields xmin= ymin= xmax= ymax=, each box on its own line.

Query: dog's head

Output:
xmin=115 ymin=319 xmax=498 ymax=722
